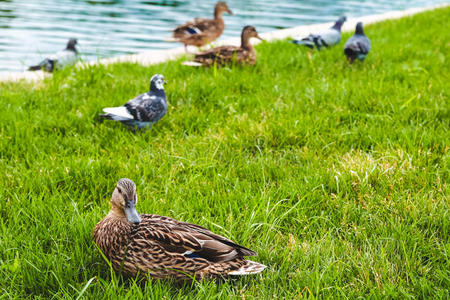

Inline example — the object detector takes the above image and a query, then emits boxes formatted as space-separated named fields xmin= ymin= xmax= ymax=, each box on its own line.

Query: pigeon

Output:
xmin=100 ymin=74 xmax=168 ymax=130
xmin=292 ymin=16 xmax=346 ymax=50
xmin=344 ymin=22 xmax=371 ymax=63
xmin=28 ymin=38 xmax=78 ymax=72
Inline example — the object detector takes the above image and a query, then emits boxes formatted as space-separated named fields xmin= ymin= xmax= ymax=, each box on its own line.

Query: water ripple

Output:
xmin=0 ymin=0 xmax=447 ymax=72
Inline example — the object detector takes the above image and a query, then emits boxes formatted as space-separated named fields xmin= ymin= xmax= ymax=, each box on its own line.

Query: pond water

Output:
xmin=0 ymin=0 xmax=447 ymax=72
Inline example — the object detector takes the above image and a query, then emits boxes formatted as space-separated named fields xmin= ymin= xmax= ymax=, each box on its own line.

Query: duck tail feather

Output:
xmin=164 ymin=37 xmax=179 ymax=42
xmin=182 ymin=61 xmax=203 ymax=67
xmin=228 ymin=260 xmax=266 ymax=276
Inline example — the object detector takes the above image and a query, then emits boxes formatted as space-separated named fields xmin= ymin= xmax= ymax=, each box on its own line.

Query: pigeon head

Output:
xmin=215 ymin=2 xmax=233 ymax=17
xmin=355 ymin=22 xmax=365 ymax=35
xmin=111 ymin=178 xmax=141 ymax=224
xmin=332 ymin=16 xmax=347 ymax=31
xmin=66 ymin=38 xmax=78 ymax=51
xmin=150 ymin=74 xmax=166 ymax=92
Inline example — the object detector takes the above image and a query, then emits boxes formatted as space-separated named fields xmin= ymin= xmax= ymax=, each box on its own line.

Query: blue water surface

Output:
xmin=0 ymin=0 xmax=447 ymax=72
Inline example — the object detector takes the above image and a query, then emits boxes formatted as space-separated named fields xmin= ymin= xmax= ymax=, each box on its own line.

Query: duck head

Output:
xmin=149 ymin=74 xmax=166 ymax=92
xmin=215 ymin=2 xmax=233 ymax=18
xmin=241 ymin=26 xmax=264 ymax=49
xmin=110 ymin=178 xmax=141 ymax=224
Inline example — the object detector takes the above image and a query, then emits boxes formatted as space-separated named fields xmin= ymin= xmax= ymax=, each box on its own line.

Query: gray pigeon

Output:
xmin=28 ymin=38 xmax=78 ymax=72
xmin=344 ymin=22 xmax=371 ymax=63
xmin=100 ymin=74 xmax=168 ymax=130
xmin=292 ymin=16 xmax=346 ymax=50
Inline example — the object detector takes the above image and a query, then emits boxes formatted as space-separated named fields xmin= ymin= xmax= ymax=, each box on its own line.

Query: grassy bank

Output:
xmin=1 ymin=6 xmax=449 ymax=299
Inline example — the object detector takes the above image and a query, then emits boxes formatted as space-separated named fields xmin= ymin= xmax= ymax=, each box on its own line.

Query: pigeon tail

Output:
xmin=99 ymin=113 xmax=132 ymax=122
xmin=313 ymin=36 xmax=327 ymax=50
xmin=101 ymin=106 xmax=134 ymax=121
xmin=28 ymin=58 xmax=55 ymax=72
xmin=28 ymin=65 xmax=43 ymax=71
xmin=291 ymin=39 xmax=314 ymax=49
xmin=228 ymin=260 xmax=266 ymax=276
xmin=99 ymin=113 xmax=114 ymax=120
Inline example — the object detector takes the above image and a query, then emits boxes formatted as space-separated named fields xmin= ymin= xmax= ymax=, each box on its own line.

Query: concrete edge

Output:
xmin=1 ymin=3 xmax=448 ymax=83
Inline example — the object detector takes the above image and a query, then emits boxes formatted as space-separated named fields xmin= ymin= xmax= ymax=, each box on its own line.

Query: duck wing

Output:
xmin=192 ymin=18 xmax=219 ymax=29
xmin=193 ymin=46 xmax=242 ymax=65
xmin=197 ymin=45 xmax=240 ymax=57
xmin=137 ymin=214 xmax=257 ymax=263
xmin=173 ymin=18 xmax=218 ymax=38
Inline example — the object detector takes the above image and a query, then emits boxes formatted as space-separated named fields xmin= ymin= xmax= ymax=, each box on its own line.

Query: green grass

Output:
xmin=0 ymin=6 xmax=449 ymax=299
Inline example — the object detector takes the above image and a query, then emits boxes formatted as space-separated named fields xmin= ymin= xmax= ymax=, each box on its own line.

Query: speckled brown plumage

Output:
xmin=93 ymin=178 xmax=266 ymax=281
xmin=190 ymin=26 xmax=263 ymax=67
xmin=172 ymin=2 xmax=233 ymax=49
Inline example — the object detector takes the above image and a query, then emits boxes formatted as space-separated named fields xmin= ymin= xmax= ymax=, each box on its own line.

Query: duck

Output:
xmin=93 ymin=178 xmax=266 ymax=281
xmin=28 ymin=38 xmax=78 ymax=73
xmin=100 ymin=74 xmax=168 ymax=130
xmin=292 ymin=16 xmax=347 ymax=50
xmin=183 ymin=26 xmax=264 ymax=67
xmin=344 ymin=22 xmax=371 ymax=63
xmin=168 ymin=2 xmax=233 ymax=52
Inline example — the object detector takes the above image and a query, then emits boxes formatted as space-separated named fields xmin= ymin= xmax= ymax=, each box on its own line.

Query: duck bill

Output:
xmin=256 ymin=34 xmax=265 ymax=41
xmin=227 ymin=9 xmax=234 ymax=15
xmin=125 ymin=200 xmax=141 ymax=224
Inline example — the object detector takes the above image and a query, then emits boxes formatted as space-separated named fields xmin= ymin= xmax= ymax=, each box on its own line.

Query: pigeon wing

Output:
xmin=125 ymin=93 xmax=166 ymax=123
xmin=291 ymin=34 xmax=315 ymax=48
xmin=143 ymin=98 xmax=166 ymax=123
xmin=358 ymin=36 xmax=371 ymax=54
xmin=345 ymin=35 xmax=371 ymax=54
xmin=49 ymin=49 xmax=77 ymax=69
xmin=320 ymin=29 xmax=341 ymax=46
xmin=344 ymin=36 xmax=358 ymax=50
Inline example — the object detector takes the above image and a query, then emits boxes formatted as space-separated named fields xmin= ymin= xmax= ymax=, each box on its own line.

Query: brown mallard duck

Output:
xmin=183 ymin=26 xmax=264 ymax=67
xmin=93 ymin=178 xmax=266 ymax=281
xmin=169 ymin=2 xmax=233 ymax=51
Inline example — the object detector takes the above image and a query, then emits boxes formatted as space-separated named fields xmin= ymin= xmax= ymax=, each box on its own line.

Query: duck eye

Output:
xmin=117 ymin=187 xmax=122 ymax=194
